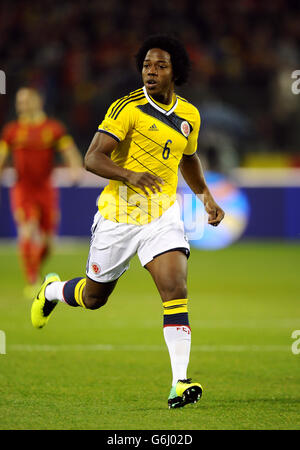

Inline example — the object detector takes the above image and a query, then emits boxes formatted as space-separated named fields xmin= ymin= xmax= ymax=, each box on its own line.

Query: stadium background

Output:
xmin=0 ymin=0 xmax=299 ymax=431
xmin=1 ymin=0 xmax=300 ymax=243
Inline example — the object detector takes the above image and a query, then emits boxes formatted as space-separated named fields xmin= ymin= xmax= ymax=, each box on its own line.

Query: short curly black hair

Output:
xmin=135 ymin=34 xmax=191 ymax=86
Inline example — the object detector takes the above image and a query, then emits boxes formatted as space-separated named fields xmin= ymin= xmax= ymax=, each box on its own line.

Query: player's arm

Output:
xmin=84 ymin=132 xmax=163 ymax=196
xmin=57 ymin=135 xmax=83 ymax=183
xmin=0 ymin=140 xmax=9 ymax=177
xmin=180 ymin=153 xmax=224 ymax=226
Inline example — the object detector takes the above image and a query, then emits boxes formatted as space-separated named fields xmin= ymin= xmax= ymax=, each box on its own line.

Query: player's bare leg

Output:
xmin=40 ymin=233 xmax=52 ymax=267
xmin=31 ymin=274 xmax=118 ymax=329
xmin=145 ymin=250 xmax=203 ymax=408
xmin=145 ymin=250 xmax=188 ymax=302
xmin=15 ymin=215 xmax=45 ymax=297
xmin=43 ymin=274 xmax=118 ymax=310
xmin=81 ymin=276 xmax=118 ymax=309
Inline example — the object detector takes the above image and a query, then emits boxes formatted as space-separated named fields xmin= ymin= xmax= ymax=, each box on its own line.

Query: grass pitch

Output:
xmin=0 ymin=239 xmax=299 ymax=430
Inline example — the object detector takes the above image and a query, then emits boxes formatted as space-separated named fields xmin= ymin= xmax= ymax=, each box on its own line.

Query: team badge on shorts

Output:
xmin=181 ymin=121 xmax=190 ymax=137
xmin=91 ymin=262 xmax=101 ymax=275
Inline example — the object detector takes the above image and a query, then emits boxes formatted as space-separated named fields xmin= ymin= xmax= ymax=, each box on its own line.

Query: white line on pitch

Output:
xmin=7 ymin=344 xmax=290 ymax=352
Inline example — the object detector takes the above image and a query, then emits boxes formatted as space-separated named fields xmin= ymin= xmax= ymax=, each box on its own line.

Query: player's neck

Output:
xmin=151 ymin=87 xmax=174 ymax=105
xmin=18 ymin=111 xmax=47 ymax=124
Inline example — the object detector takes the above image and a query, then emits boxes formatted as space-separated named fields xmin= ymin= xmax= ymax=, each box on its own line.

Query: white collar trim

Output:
xmin=143 ymin=86 xmax=178 ymax=116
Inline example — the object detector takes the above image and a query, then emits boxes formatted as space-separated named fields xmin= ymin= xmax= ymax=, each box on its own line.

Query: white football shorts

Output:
xmin=86 ymin=201 xmax=190 ymax=283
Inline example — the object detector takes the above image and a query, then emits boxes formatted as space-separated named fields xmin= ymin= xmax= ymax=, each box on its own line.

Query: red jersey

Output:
xmin=1 ymin=118 xmax=66 ymax=187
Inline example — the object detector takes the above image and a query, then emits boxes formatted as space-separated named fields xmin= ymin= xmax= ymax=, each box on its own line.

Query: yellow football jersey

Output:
xmin=97 ymin=86 xmax=201 ymax=225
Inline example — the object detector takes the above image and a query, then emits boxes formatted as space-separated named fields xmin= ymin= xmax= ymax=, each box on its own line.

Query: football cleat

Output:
xmin=168 ymin=378 xmax=203 ymax=409
xmin=31 ymin=273 xmax=61 ymax=329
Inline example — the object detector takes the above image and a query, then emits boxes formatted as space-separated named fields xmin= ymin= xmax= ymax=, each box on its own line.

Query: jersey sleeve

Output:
xmin=0 ymin=122 xmax=15 ymax=157
xmin=52 ymin=120 xmax=67 ymax=140
xmin=0 ymin=122 xmax=15 ymax=147
xmin=183 ymin=108 xmax=201 ymax=156
xmin=0 ymin=139 xmax=9 ymax=157
xmin=97 ymin=98 xmax=135 ymax=142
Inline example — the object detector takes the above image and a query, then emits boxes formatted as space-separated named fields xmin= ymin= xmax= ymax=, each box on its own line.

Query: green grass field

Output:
xmin=0 ymin=239 xmax=299 ymax=430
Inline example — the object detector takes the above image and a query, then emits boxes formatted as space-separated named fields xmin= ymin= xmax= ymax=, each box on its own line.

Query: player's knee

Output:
xmin=83 ymin=294 xmax=108 ymax=310
xmin=159 ymin=277 xmax=187 ymax=301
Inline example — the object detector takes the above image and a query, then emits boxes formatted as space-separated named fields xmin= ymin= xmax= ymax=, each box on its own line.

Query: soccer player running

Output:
xmin=31 ymin=35 xmax=224 ymax=408
xmin=0 ymin=87 xmax=83 ymax=297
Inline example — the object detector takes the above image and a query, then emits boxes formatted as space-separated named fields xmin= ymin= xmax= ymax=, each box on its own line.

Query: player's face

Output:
xmin=142 ymin=48 xmax=174 ymax=102
xmin=15 ymin=89 xmax=42 ymax=116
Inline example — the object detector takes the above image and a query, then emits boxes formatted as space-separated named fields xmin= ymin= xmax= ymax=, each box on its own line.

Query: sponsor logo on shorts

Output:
xmin=91 ymin=262 xmax=101 ymax=275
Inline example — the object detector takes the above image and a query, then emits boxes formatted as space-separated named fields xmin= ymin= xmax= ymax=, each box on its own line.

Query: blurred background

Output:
xmin=1 ymin=0 xmax=300 ymax=246
xmin=0 ymin=1 xmax=299 ymax=431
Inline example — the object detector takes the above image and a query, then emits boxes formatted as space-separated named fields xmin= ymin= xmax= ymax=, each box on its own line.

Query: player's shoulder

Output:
xmin=176 ymin=95 xmax=201 ymax=127
xmin=107 ymin=87 xmax=146 ymax=120
xmin=177 ymin=95 xmax=199 ymax=116
xmin=111 ymin=87 xmax=146 ymax=105
xmin=44 ymin=117 xmax=67 ymax=135
xmin=1 ymin=120 xmax=18 ymax=137
xmin=45 ymin=117 xmax=65 ymax=128
xmin=2 ymin=120 xmax=18 ymax=130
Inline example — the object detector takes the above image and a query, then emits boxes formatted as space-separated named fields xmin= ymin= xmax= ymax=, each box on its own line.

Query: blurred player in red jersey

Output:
xmin=0 ymin=87 xmax=83 ymax=296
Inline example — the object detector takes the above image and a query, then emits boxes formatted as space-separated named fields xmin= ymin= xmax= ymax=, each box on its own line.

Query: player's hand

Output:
xmin=204 ymin=195 xmax=225 ymax=227
xmin=126 ymin=170 xmax=164 ymax=196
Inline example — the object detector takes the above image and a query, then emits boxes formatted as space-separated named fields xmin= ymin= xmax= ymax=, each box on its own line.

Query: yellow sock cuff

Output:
xmin=163 ymin=298 xmax=188 ymax=315
xmin=74 ymin=278 xmax=86 ymax=308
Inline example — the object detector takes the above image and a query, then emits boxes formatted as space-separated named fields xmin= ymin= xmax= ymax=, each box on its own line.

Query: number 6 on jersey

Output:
xmin=162 ymin=139 xmax=172 ymax=160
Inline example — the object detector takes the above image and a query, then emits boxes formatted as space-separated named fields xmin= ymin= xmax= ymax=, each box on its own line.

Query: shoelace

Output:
xmin=178 ymin=378 xmax=192 ymax=383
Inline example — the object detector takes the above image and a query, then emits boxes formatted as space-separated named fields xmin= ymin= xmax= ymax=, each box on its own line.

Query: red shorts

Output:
xmin=10 ymin=183 xmax=59 ymax=233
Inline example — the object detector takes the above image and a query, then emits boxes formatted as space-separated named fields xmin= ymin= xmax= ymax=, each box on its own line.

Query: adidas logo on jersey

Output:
xmin=148 ymin=123 xmax=159 ymax=131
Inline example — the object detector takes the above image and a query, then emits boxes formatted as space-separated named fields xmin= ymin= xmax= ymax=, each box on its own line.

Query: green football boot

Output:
xmin=31 ymin=272 xmax=61 ymax=329
xmin=168 ymin=378 xmax=203 ymax=409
